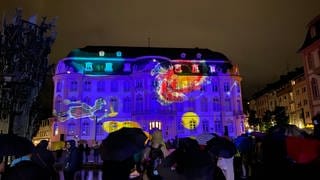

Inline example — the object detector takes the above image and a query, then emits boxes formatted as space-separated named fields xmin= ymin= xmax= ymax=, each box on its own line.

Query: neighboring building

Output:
xmin=32 ymin=118 xmax=54 ymax=146
xmin=298 ymin=14 xmax=320 ymax=117
xmin=248 ymin=67 xmax=312 ymax=129
xmin=51 ymin=46 xmax=245 ymax=143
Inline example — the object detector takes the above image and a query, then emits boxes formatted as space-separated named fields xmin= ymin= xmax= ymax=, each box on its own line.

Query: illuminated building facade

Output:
xmin=299 ymin=14 xmax=320 ymax=117
xmin=51 ymin=46 xmax=244 ymax=143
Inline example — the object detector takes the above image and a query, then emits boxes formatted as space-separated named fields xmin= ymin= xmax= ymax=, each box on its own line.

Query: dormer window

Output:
xmin=85 ymin=62 xmax=93 ymax=71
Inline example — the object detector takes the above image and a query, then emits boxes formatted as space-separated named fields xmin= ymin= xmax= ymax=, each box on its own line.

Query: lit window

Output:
xmin=105 ymin=63 xmax=113 ymax=72
xmin=99 ymin=50 xmax=105 ymax=56
xmin=210 ymin=65 xmax=216 ymax=73
xmin=174 ymin=64 xmax=182 ymax=73
xmin=116 ymin=51 xmax=122 ymax=57
xmin=192 ymin=64 xmax=200 ymax=73
xmin=85 ymin=62 xmax=93 ymax=71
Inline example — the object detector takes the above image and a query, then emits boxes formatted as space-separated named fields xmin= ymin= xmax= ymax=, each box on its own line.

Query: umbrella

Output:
xmin=234 ymin=135 xmax=253 ymax=153
xmin=268 ymin=124 xmax=305 ymax=137
xmin=0 ymin=134 xmax=35 ymax=158
xmin=100 ymin=127 xmax=148 ymax=161
xmin=206 ymin=136 xmax=237 ymax=158
xmin=175 ymin=137 xmax=212 ymax=168
xmin=286 ymin=136 xmax=320 ymax=164
xmin=196 ymin=133 xmax=215 ymax=145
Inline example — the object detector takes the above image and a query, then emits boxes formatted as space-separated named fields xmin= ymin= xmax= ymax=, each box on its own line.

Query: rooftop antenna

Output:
xmin=147 ymin=37 xmax=151 ymax=48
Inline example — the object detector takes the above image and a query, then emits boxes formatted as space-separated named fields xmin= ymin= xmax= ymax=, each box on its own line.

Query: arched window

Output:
xmin=311 ymin=78 xmax=320 ymax=99
xmin=225 ymin=98 xmax=232 ymax=111
xmin=200 ymin=97 xmax=208 ymax=112
xmin=110 ymin=97 xmax=119 ymax=112
xmin=135 ymin=94 xmax=143 ymax=113
xmin=97 ymin=80 xmax=105 ymax=92
xmin=213 ymin=97 xmax=220 ymax=111
xmin=123 ymin=97 xmax=131 ymax=113
xmin=56 ymin=80 xmax=62 ymax=92
xmin=67 ymin=123 xmax=76 ymax=135
xmin=81 ymin=122 xmax=90 ymax=136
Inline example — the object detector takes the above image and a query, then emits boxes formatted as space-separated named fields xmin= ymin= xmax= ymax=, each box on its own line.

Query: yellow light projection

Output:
xmin=102 ymin=121 xmax=141 ymax=133
xmin=182 ymin=112 xmax=200 ymax=129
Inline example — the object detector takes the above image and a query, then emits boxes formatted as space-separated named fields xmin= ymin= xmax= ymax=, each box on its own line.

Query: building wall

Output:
xmin=50 ymin=48 xmax=245 ymax=143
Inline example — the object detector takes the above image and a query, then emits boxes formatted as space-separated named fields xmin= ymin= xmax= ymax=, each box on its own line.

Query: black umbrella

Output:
xmin=206 ymin=136 xmax=237 ymax=158
xmin=100 ymin=127 xmax=148 ymax=161
xmin=0 ymin=134 xmax=35 ymax=158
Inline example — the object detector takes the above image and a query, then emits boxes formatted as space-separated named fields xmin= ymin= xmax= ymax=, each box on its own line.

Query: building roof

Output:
xmin=67 ymin=46 xmax=230 ymax=62
xmin=298 ymin=14 xmax=320 ymax=52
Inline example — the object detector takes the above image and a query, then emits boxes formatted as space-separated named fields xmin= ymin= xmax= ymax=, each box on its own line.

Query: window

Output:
xmin=96 ymin=122 xmax=104 ymax=135
xmin=311 ymin=78 xmax=320 ymax=99
xmin=188 ymin=97 xmax=196 ymax=111
xmin=307 ymin=54 xmax=315 ymax=70
xmin=54 ymin=96 xmax=63 ymax=113
xmin=56 ymin=81 xmax=62 ymax=92
xmin=81 ymin=122 xmax=90 ymax=136
xmin=85 ymin=62 xmax=93 ymax=71
xmin=213 ymin=97 xmax=220 ymax=111
xmin=123 ymin=97 xmax=131 ymax=113
xmin=224 ymin=82 xmax=230 ymax=92
xmin=228 ymin=122 xmax=234 ymax=133
xmin=135 ymin=94 xmax=143 ymax=113
xmin=200 ymin=97 xmax=208 ymax=112
xmin=124 ymin=81 xmax=131 ymax=92
xmin=135 ymin=80 xmax=143 ymax=89
xmin=237 ymin=99 xmax=242 ymax=113
xmin=212 ymin=81 xmax=218 ymax=92
xmin=202 ymin=120 xmax=209 ymax=133
xmin=97 ymin=80 xmax=105 ymax=92
xmin=53 ymin=123 xmax=59 ymax=136
xmin=70 ymin=81 xmax=78 ymax=92
xmin=110 ymin=97 xmax=119 ymax=112
xmin=67 ymin=123 xmax=76 ymax=135
xmin=84 ymin=81 xmax=91 ymax=91
xmin=225 ymin=98 xmax=232 ymax=111
xmin=214 ymin=120 xmax=222 ymax=133
xmin=110 ymin=80 xmax=118 ymax=92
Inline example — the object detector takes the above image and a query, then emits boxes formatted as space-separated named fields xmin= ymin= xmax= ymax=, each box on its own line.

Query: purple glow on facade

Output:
xmin=51 ymin=46 xmax=245 ymax=143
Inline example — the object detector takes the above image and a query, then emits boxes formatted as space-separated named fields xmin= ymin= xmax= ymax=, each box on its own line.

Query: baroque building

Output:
xmin=50 ymin=46 xmax=244 ymax=144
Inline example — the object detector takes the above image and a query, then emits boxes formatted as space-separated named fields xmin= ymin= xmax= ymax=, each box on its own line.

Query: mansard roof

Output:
xmin=67 ymin=45 xmax=230 ymax=62
xmin=298 ymin=14 xmax=320 ymax=52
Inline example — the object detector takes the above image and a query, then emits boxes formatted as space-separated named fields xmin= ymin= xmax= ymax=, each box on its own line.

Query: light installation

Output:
xmin=152 ymin=64 xmax=207 ymax=105
xmin=53 ymin=46 xmax=244 ymax=141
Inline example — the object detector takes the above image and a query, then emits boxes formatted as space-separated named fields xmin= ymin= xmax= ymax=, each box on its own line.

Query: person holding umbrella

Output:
xmin=100 ymin=127 xmax=148 ymax=180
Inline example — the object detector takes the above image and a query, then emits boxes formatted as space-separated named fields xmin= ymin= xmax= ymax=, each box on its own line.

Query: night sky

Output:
xmin=1 ymin=0 xmax=320 ymax=98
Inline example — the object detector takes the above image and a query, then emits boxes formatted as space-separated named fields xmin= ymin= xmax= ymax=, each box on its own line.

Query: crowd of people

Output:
xmin=1 ymin=126 xmax=320 ymax=180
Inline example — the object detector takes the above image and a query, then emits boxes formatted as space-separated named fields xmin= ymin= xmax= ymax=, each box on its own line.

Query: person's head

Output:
xmin=36 ymin=140 xmax=49 ymax=149
xmin=65 ymin=140 xmax=76 ymax=150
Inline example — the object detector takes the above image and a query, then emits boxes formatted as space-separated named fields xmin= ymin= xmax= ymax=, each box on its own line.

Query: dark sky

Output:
xmin=2 ymin=0 xmax=320 ymax=98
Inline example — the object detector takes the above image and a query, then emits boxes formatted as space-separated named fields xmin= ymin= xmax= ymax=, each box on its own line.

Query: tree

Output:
xmin=0 ymin=9 xmax=57 ymax=137
xmin=273 ymin=106 xmax=288 ymax=126
xmin=248 ymin=110 xmax=260 ymax=128
xmin=261 ymin=110 xmax=273 ymax=131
